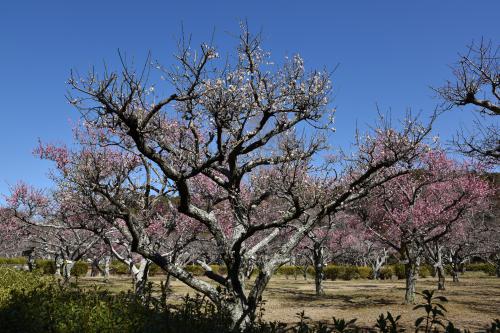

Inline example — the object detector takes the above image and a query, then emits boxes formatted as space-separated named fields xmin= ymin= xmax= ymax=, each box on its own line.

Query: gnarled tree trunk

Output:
xmin=62 ymin=260 xmax=74 ymax=282
xmin=90 ymin=257 xmax=101 ymax=277
xmin=436 ymin=263 xmax=446 ymax=290
xmin=131 ymin=258 xmax=151 ymax=296
xmin=371 ymin=248 xmax=388 ymax=280
xmin=103 ymin=255 xmax=111 ymax=281
xmin=312 ymin=244 xmax=325 ymax=296
xmin=54 ymin=255 xmax=63 ymax=277
xmin=404 ymin=256 xmax=420 ymax=304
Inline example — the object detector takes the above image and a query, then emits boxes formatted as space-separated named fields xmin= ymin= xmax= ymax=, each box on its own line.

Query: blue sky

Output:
xmin=0 ymin=1 xmax=498 ymax=198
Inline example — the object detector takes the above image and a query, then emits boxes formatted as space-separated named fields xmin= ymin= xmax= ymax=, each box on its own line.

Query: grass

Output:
xmin=77 ymin=272 xmax=500 ymax=330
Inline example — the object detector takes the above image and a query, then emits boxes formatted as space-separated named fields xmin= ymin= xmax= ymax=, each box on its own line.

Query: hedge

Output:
xmin=0 ymin=257 xmax=28 ymax=265
xmin=379 ymin=266 xmax=394 ymax=280
xmin=466 ymin=263 xmax=496 ymax=275
xmin=32 ymin=259 xmax=88 ymax=276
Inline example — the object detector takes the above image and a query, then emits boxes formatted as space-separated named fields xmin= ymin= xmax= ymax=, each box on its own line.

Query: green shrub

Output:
xmin=483 ymin=264 xmax=496 ymax=276
xmin=324 ymin=265 xmax=344 ymax=280
xmin=357 ymin=266 xmax=373 ymax=279
xmin=110 ymin=261 xmax=129 ymax=275
xmin=379 ymin=266 xmax=394 ymax=280
xmin=393 ymin=263 xmax=405 ymax=279
xmin=306 ymin=266 xmax=315 ymax=276
xmin=343 ymin=266 xmax=360 ymax=280
xmin=465 ymin=263 xmax=485 ymax=271
xmin=184 ymin=264 xmax=205 ymax=276
xmin=276 ymin=265 xmax=298 ymax=277
xmin=466 ymin=263 xmax=495 ymax=275
xmin=0 ymin=267 xmax=51 ymax=306
xmin=71 ymin=261 xmax=88 ymax=277
xmin=0 ymin=257 xmax=28 ymax=265
xmin=35 ymin=259 xmax=56 ymax=275
xmin=210 ymin=264 xmax=228 ymax=275
xmin=0 ymin=285 xmax=168 ymax=333
xmin=419 ymin=264 xmax=432 ymax=278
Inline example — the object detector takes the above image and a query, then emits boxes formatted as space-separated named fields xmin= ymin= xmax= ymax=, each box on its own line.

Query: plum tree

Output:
xmin=45 ymin=26 xmax=432 ymax=329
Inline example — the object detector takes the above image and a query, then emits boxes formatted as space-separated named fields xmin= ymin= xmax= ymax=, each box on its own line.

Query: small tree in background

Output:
xmin=357 ymin=150 xmax=493 ymax=303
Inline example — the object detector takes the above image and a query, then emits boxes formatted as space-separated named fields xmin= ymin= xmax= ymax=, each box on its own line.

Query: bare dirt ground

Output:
xmin=79 ymin=272 xmax=500 ymax=330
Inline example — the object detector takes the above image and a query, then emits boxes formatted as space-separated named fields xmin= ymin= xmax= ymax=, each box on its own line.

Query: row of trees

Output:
xmin=0 ymin=28 xmax=498 ymax=330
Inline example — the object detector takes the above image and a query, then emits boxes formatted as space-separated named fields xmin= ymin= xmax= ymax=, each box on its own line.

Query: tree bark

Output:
xmin=90 ymin=258 xmax=101 ymax=277
xmin=223 ymin=299 xmax=253 ymax=332
xmin=451 ymin=260 xmax=461 ymax=282
xmin=27 ymin=253 xmax=35 ymax=272
xmin=451 ymin=266 xmax=460 ymax=282
xmin=372 ymin=249 xmax=387 ymax=280
xmin=62 ymin=260 xmax=74 ymax=282
xmin=404 ymin=259 xmax=419 ymax=304
xmin=313 ymin=244 xmax=325 ymax=296
xmin=436 ymin=264 xmax=446 ymax=290
xmin=103 ymin=256 xmax=111 ymax=282
xmin=54 ymin=256 xmax=63 ymax=277
xmin=131 ymin=258 xmax=151 ymax=296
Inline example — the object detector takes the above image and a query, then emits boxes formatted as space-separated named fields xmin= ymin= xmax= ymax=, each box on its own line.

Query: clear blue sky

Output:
xmin=0 ymin=1 xmax=498 ymax=198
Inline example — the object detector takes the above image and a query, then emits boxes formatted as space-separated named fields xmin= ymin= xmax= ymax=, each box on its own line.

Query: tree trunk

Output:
xmin=451 ymin=267 xmax=460 ymax=282
xmin=90 ymin=258 xmax=101 ymax=277
xmin=103 ymin=256 xmax=111 ymax=281
xmin=164 ymin=272 xmax=172 ymax=291
xmin=224 ymin=268 xmax=275 ymax=332
xmin=223 ymin=299 xmax=253 ymax=332
xmin=451 ymin=260 xmax=461 ymax=282
xmin=313 ymin=244 xmax=325 ymax=296
xmin=27 ymin=253 xmax=35 ymax=272
xmin=62 ymin=260 xmax=74 ymax=282
xmin=131 ymin=259 xmax=151 ymax=296
xmin=54 ymin=256 xmax=63 ymax=277
xmin=372 ymin=250 xmax=387 ymax=280
xmin=436 ymin=264 xmax=446 ymax=290
xmin=404 ymin=259 xmax=419 ymax=304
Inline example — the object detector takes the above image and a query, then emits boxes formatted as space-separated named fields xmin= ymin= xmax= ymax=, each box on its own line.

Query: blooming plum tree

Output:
xmin=56 ymin=26 xmax=433 ymax=329
xmin=6 ymin=183 xmax=101 ymax=281
xmin=357 ymin=150 xmax=493 ymax=303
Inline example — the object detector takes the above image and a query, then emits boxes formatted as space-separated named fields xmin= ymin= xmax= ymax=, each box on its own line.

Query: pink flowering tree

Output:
xmin=422 ymin=202 xmax=498 ymax=288
xmin=35 ymin=136 xmax=209 ymax=295
xmin=437 ymin=210 xmax=495 ymax=282
xmin=331 ymin=214 xmax=391 ymax=279
xmin=6 ymin=183 xmax=101 ymax=280
xmin=298 ymin=213 xmax=366 ymax=295
xmin=294 ymin=211 xmax=391 ymax=295
xmin=59 ymin=26 xmax=433 ymax=329
xmin=357 ymin=150 xmax=493 ymax=303
xmin=0 ymin=207 xmax=34 ymax=260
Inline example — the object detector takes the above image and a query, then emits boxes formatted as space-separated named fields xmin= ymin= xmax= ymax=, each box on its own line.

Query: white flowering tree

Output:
xmin=63 ymin=26 xmax=431 ymax=329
